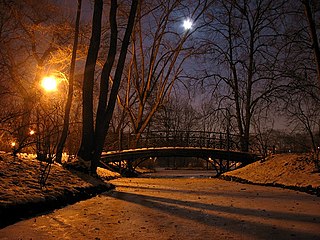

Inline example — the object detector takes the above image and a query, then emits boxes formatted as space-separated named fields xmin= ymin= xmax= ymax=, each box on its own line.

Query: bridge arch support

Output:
xmin=101 ymin=147 xmax=255 ymax=176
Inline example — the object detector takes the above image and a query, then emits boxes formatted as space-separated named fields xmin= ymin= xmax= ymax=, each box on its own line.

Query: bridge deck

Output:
xmin=101 ymin=146 xmax=255 ymax=164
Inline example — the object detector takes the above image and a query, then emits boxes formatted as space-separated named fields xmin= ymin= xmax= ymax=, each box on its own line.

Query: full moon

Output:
xmin=183 ymin=19 xmax=193 ymax=30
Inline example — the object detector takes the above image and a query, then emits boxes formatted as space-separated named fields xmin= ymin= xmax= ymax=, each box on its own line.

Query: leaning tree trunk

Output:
xmin=90 ymin=0 xmax=139 ymax=174
xmin=78 ymin=0 xmax=103 ymax=161
xmin=56 ymin=0 xmax=82 ymax=164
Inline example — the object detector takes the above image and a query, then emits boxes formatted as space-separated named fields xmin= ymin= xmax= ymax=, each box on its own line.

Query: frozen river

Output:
xmin=1 ymin=176 xmax=319 ymax=239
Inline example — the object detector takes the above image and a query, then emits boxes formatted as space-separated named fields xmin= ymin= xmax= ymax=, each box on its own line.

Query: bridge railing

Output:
xmin=107 ymin=130 xmax=242 ymax=152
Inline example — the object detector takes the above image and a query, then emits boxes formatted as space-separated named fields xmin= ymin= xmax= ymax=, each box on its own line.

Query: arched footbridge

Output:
xmin=100 ymin=130 xmax=258 ymax=175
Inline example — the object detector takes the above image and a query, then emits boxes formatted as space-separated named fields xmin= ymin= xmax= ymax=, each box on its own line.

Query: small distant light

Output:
xmin=11 ymin=142 xmax=16 ymax=147
xmin=183 ymin=18 xmax=193 ymax=30
xmin=30 ymin=130 xmax=35 ymax=135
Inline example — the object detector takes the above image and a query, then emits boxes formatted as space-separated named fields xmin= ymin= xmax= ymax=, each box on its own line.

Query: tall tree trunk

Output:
xmin=93 ymin=0 xmax=118 ymax=165
xmin=56 ymin=0 xmax=82 ymax=163
xmin=78 ymin=0 xmax=103 ymax=161
xmin=242 ymin=33 xmax=255 ymax=153
xmin=90 ymin=0 xmax=139 ymax=174
xmin=227 ymin=6 xmax=245 ymax=151
xmin=303 ymin=0 xmax=320 ymax=86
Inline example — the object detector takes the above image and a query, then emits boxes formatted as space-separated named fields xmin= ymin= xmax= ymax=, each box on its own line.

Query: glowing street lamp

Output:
xmin=41 ymin=76 xmax=58 ymax=92
xmin=11 ymin=141 xmax=16 ymax=147
xmin=183 ymin=18 xmax=193 ymax=31
xmin=29 ymin=130 xmax=35 ymax=135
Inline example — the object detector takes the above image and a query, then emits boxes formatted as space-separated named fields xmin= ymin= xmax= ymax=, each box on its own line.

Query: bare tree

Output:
xmin=153 ymin=95 xmax=199 ymax=134
xmin=284 ymin=89 xmax=320 ymax=153
xmin=56 ymin=0 xmax=82 ymax=164
xmin=117 ymin=0 xmax=210 ymax=145
xmin=78 ymin=0 xmax=139 ymax=175
xmin=280 ymin=0 xmax=320 ymax=164
xmin=302 ymin=0 xmax=320 ymax=85
xmin=251 ymin=109 xmax=275 ymax=157
xmin=201 ymin=0 xmax=288 ymax=152
xmin=0 ymin=0 xmax=77 ymax=155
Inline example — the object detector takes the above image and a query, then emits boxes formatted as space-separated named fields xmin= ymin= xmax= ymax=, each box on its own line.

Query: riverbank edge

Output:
xmin=218 ymin=175 xmax=320 ymax=197
xmin=0 ymin=181 xmax=115 ymax=229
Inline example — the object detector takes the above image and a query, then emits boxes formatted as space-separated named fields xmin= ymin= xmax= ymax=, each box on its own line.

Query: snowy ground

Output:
xmin=0 ymin=177 xmax=319 ymax=239
xmin=0 ymin=152 xmax=319 ymax=238
xmin=222 ymin=153 xmax=320 ymax=195
xmin=0 ymin=153 xmax=116 ymax=227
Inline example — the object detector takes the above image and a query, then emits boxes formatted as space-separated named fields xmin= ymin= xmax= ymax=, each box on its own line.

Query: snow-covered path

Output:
xmin=0 ymin=177 xmax=319 ymax=240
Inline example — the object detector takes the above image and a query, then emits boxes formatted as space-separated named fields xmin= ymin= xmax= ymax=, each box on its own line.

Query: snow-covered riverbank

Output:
xmin=1 ymin=152 xmax=319 ymax=229
xmin=1 ymin=177 xmax=320 ymax=239
xmin=221 ymin=153 xmax=320 ymax=196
